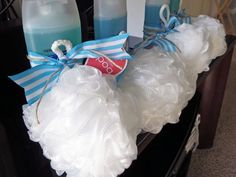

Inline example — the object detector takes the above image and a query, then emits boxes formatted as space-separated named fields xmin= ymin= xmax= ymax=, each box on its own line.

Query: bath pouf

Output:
xmin=166 ymin=23 xmax=211 ymax=74
xmin=192 ymin=15 xmax=227 ymax=62
xmin=119 ymin=47 xmax=195 ymax=134
xmin=23 ymin=65 xmax=138 ymax=177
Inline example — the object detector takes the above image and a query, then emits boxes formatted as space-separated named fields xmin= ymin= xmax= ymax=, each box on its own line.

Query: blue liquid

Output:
xmin=24 ymin=26 xmax=82 ymax=57
xmin=144 ymin=5 xmax=162 ymax=29
xmin=94 ymin=16 xmax=127 ymax=39
xmin=170 ymin=0 xmax=180 ymax=14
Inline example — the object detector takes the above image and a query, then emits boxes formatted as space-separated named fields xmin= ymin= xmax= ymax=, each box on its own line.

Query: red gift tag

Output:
xmin=85 ymin=57 xmax=128 ymax=76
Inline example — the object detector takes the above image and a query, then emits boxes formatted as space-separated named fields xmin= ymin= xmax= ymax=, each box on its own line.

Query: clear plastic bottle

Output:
xmin=144 ymin=0 xmax=170 ymax=30
xmin=170 ymin=0 xmax=181 ymax=14
xmin=94 ymin=0 xmax=127 ymax=39
xmin=22 ymin=0 xmax=82 ymax=57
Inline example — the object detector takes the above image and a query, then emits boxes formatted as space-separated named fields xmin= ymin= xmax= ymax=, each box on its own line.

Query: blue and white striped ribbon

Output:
xmin=166 ymin=16 xmax=181 ymax=30
xmin=144 ymin=16 xmax=180 ymax=40
xmin=29 ymin=33 xmax=131 ymax=66
xmin=134 ymin=34 xmax=178 ymax=53
xmin=179 ymin=16 xmax=191 ymax=24
xmin=141 ymin=17 xmax=180 ymax=53
xmin=174 ymin=9 xmax=192 ymax=25
xmin=9 ymin=64 xmax=63 ymax=105
xmin=9 ymin=33 xmax=131 ymax=105
xmin=152 ymin=35 xmax=178 ymax=52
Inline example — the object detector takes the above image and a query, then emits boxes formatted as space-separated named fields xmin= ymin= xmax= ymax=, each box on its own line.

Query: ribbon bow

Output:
xmin=164 ymin=16 xmax=181 ymax=32
xmin=174 ymin=9 xmax=192 ymax=24
xmin=139 ymin=16 xmax=181 ymax=53
xmin=143 ymin=15 xmax=180 ymax=44
xmin=144 ymin=3 xmax=181 ymax=38
xmin=9 ymin=33 xmax=131 ymax=106
xmin=134 ymin=34 xmax=179 ymax=53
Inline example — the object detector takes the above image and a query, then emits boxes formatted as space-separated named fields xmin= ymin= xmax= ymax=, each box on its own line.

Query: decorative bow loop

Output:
xmin=174 ymin=9 xmax=192 ymax=24
xmin=152 ymin=34 xmax=179 ymax=52
xmin=144 ymin=3 xmax=182 ymax=38
xmin=136 ymin=16 xmax=181 ymax=53
xmin=133 ymin=34 xmax=179 ymax=53
xmin=165 ymin=16 xmax=181 ymax=31
xmin=9 ymin=33 xmax=131 ymax=105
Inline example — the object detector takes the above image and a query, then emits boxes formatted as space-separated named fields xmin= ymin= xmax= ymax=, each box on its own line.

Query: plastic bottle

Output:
xmin=170 ymin=0 xmax=182 ymax=14
xmin=22 ymin=0 xmax=82 ymax=57
xmin=94 ymin=0 xmax=127 ymax=39
xmin=144 ymin=0 xmax=170 ymax=31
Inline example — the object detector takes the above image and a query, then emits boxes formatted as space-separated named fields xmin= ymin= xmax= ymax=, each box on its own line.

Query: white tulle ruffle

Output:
xmin=166 ymin=15 xmax=226 ymax=74
xmin=119 ymin=47 xmax=195 ymax=134
xmin=192 ymin=15 xmax=227 ymax=61
xmin=23 ymin=65 xmax=139 ymax=177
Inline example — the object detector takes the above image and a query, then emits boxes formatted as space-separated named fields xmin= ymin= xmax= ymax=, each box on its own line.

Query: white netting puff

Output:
xmin=23 ymin=65 xmax=140 ymax=177
xmin=119 ymin=47 xmax=196 ymax=134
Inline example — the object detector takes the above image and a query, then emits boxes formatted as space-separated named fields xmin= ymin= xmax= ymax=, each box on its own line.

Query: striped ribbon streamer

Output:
xmin=152 ymin=35 xmax=179 ymax=52
xmin=143 ymin=26 xmax=163 ymax=40
xmin=9 ymin=33 xmax=131 ymax=105
xmin=140 ymin=17 xmax=181 ymax=53
xmin=179 ymin=16 xmax=191 ymax=24
xmin=174 ymin=9 xmax=192 ymax=24
xmin=144 ymin=16 xmax=180 ymax=40
xmin=134 ymin=34 xmax=179 ymax=53
xmin=29 ymin=33 xmax=131 ymax=66
xmin=165 ymin=16 xmax=181 ymax=30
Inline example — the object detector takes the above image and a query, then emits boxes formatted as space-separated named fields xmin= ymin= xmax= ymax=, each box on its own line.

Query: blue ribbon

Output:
xmin=174 ymin=9 xmax=192 ymax=24
xmin=141 ymin=16 xmax=181 ymax=53
xmin=165 ymin=16 xmax=181 ymax=31
xmin=134 ymin=34 xmax=179 ymax=53
xmin=144 ymin=16 xmax=180 ymax=38
xmin=9 ymin=34 xmax=131 ymax=105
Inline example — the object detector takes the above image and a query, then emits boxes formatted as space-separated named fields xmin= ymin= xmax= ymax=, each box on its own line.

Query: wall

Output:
xmin=182 ymin=0 xmax=214 ymax=17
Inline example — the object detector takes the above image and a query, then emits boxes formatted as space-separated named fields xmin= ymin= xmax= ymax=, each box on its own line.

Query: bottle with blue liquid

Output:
xmin=170 ymin=0 xmax=181 ymax=14
xmin=144 ymin=0 xmax=170 ymax=33
xmin=22 ymin=0 xmax=82 ymax=57
xmin=94 ymin=0 xmax=127 ymax=39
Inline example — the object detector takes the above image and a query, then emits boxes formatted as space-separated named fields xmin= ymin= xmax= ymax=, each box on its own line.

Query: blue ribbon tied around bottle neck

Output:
xmin=174 ymin=9 xmax=192 ymax=24
xmin=138 ymin=16 xmax=181 ymax=53
xmin=9 ymin=33 xmax=132 ymax=106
